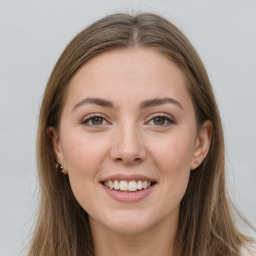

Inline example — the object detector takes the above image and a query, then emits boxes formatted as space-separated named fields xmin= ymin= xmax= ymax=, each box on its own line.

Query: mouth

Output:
xmin=101 ymin=180 xmax=157 ymax=192
xmin=100 ymin=174 xmax=157 ymax=202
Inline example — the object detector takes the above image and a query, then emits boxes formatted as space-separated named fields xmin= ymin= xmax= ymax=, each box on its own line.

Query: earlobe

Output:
xmin=191 ymin=120 xmax=212 ymax=170
xmin=47 ymin=127 xmax=68 ymax=174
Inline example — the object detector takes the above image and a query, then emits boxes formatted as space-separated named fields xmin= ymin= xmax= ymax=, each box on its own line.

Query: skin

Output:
xmin=50 ymin=48 xmax=212 ymax=256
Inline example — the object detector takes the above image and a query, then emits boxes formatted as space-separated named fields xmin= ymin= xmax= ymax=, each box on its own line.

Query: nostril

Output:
xmin=114 ymin=157 xmax=142 ymax=164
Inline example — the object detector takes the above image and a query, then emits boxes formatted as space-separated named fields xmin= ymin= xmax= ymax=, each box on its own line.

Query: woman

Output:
xmin=28 ymin=13 xmax=255 ymax=256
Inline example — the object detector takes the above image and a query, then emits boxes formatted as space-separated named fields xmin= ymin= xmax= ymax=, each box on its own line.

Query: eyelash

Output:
xmin=81 ymin=114 xmax=175 ymax=127
xmin=81 ymin=113 xmax=108 ymax=127
xmin=147 ymin=114 xmax=175 ymax=126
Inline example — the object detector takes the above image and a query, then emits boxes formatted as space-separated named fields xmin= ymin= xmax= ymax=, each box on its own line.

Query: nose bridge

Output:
xmin=110 ymin=118 xmax=146 ymax=164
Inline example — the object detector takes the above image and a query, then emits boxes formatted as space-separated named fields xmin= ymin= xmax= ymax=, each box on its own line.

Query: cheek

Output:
xmin=152 ymin=131 xmax=195 ymax=173
xmin=60 ymin=132 xmax=110 ymax=211
xmin=61 ymin=130 xmax=109 ymax=176
xmin=149 ymin=131 xmax=195 ymax=199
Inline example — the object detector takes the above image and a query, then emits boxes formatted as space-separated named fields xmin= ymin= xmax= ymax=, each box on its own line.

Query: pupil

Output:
xmin=92 ymin=117 xmax=103 ymax=125
xmin=154 ymin=117 xmax=165 ymax=125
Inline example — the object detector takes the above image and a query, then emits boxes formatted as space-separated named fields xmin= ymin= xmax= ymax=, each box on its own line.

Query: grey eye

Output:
xmin=81 ymin=115 xmax=107 ymax=126
xmin=91 ymin=117 xmax=104 ymax=125
xmin=153 ymin=117 xmax=166 ymax=125
xmin=147 ymin=115 xmax=175 ymax=127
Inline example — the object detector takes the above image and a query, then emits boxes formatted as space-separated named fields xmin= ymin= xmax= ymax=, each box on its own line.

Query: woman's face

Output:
xmin=51 ymin=48 xmax=211 ymax=235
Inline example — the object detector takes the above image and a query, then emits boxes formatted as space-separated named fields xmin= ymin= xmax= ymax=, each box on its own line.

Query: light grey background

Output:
xmin=0 ymin=0 xmax=255 ymax=255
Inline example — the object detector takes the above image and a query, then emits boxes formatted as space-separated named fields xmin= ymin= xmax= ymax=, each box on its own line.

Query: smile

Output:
xmin=100 ymin=174 xmax=157 ymax=202
xmin=103 ymin=180 xmax=154 ymax=192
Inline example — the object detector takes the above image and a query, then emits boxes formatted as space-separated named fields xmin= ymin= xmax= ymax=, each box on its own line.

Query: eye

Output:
xmin=81 ymin=114 xmax=109 ymax=126
xmin=147 ymin=115 xmax=175 ymax=126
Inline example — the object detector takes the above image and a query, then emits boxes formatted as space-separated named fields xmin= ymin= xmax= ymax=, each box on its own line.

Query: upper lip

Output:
xmin=100 ymin=174 xmax=157 ymax=183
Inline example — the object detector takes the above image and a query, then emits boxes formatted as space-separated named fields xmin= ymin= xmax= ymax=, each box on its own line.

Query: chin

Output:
xmin=91 ymin=210 xmax=154 ymax=235
xmin=105 ymin=220 xmax=151 ymax=235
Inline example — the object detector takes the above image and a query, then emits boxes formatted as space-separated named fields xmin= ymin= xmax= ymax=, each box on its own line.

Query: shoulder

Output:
xmin=241 ymin=244 xmax=256 ymax=256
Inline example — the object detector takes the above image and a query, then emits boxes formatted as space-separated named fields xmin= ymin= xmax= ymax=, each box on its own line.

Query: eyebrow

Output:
xmin=72 ymin=98 xmax=114 ymax=111
xmin=72 ymin=97 xmax=183 ymax=111
xmin=140 ymin=97 xmax=183 ymax=110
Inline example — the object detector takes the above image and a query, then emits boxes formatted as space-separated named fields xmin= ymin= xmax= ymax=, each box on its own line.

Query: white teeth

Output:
xmin=120 ymin=180 xmax=128 ymax=191
xmin=109 ymin=180 xmax=114 ymax=189
xmin=128 ymin=181 xmax=137 ymax=191
xmin=114 ymin=180 xmax=119 ymax=190
xmin=103 ymin=180 xmax=153 ymax=191
xmin=137 ymin=180 xmax=142 ymax=189
xmin=142 ymin=181 xmax=148 ymax=189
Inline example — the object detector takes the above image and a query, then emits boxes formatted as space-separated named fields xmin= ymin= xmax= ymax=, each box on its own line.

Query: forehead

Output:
xmin=64 ymin=48 xmax=193 ymax=111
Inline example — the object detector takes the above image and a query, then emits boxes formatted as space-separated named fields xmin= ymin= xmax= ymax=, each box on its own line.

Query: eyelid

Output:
xmin=81 ymin=113 xmax=110 ymax=126
xmin=146 ymin=113 xmax=176 ymax=125
xmin=80 ymin=112 xmax=176 ymax=127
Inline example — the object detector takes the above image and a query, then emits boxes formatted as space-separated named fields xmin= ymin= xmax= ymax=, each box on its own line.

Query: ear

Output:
xmin=190 ymin=120 xmax=212 ymax=170
xmin=47 ymin=127 xmax=68 ymax=174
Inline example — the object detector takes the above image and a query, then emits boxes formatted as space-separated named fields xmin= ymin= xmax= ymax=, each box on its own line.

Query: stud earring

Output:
xmin=56 ymin=162 xmax=64 ymax=171
xmin=195 ymin=160 xmax=199 ymax=165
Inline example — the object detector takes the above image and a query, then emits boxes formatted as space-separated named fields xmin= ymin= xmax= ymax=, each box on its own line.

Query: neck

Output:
xmin=90 ymin=214 xmax=178 ymax=256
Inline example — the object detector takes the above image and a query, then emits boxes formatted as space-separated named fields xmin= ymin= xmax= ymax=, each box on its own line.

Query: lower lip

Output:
xmin=101 ymin=183 xmax=156 ymax=203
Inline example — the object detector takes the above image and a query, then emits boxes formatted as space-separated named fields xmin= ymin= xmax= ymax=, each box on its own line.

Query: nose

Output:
xmin=110 ymin=123 xmax=147 ymax=165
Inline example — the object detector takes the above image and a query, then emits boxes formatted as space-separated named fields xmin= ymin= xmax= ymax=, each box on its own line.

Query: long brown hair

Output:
xmin=28 ymin=13 xmax=253 ymax=256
